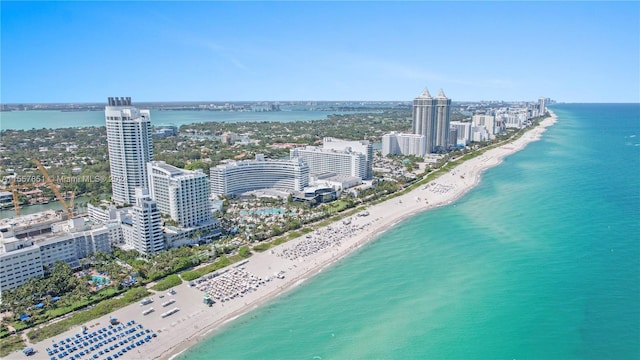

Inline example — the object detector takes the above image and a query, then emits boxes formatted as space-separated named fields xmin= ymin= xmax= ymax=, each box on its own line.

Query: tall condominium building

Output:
xmin=321 ymin=138 xmax=373 ymax=179
xmin=412 ymin=88 xmax=451 ymax=154
xmin=105 ymin=97 xmax=153 ymax=205
xmin=434 ymin=89 xmax=452 ymax=151
xmin=210 ymin=155 xmax=309 ymax=196
xmin=291 ymin=146 xmax=368 ymax=180
xmin=381 ymin=132 xmax=426 ymax=156
xmin=147 ymin=161 xmax=212 ymax=228
xmin=412 ymin=88 xmax=436 ymax=154
xmin=538 ymin=97 xmax=546 ymax=115
xmin=130 ymin=188 xmax=164 ymax=255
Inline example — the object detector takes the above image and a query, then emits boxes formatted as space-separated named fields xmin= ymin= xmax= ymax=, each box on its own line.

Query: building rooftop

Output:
xmin=297 ymin=146 xmax=364 ymax=155
xmin=0 ymin=209 xmax=63 ymax=230
xmin=417 ymin=87 xmax=432 ymax=99
xmin=151 ymin=161 xmax=184 ymax=175
xmin=437 ymin=89 xmax=448 ymax=99
xmin=214 ymin=157 xmax=304 ymax=169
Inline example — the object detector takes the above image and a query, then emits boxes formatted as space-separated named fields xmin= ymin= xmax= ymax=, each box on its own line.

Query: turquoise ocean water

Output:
xmin=178 ymin=104 xmax=640 ymax=359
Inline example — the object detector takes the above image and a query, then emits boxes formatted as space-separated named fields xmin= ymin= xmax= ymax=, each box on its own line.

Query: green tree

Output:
xmin=46 ymin=262 xmax=80 ymax=296
xmin=238 ymin=246 xmax=251 ymax=258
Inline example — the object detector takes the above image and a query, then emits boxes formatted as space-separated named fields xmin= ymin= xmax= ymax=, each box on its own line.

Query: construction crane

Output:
xmin=32 ymin=158 xmax=74 ymax=219
xmin=10 ymin=177 xmax=20 ymax=216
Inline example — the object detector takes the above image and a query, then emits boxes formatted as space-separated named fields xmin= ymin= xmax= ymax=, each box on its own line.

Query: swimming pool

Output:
xmin=91 ymin=275 xmax=110 ymax=286
xmin=239 ymin=208 xmax=296 ymax=216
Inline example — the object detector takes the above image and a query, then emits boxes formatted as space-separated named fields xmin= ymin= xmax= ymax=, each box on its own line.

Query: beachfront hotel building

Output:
xmin=105 ymin=97 xmax=153 ymax=205
xmin=210 ymin=155 xmax=309 ymax=196
xmin=472 ymin=114 xmax=498 ymax=139
xmin=0 ymin=238 xmax=43 ymax=302
xmin=320 ymin=138 xmax=373 ymax=179
xmin=290 ymin=138 xmax=373 ymax=181
xmin=450 ymin=121 xmax=472 ymax=146
xmin=0 ymin=215 xmax=111 ymax=299
xmin=147 ymin=161 xmax=212 ymax=228
xmin=471 ymin=125 xmax=491 ymax=142
xmin=290 ymin=146 xmax=368 ymax=180
xmin=498 ymin=110 xmax=529 ymax=129
xmin=381 ymin=132 xmax=426 ymax=156
xmin=412 ymin=88 xmax=452 ymax=154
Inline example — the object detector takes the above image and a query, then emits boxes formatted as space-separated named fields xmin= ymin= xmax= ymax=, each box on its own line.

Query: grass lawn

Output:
xmin=180 ymin=256 xmax=231 ymax=281
xmin=0 ymin=334 xmax=24 ymax=358
xmin=151 ymin=274 xmax=182 ymax=291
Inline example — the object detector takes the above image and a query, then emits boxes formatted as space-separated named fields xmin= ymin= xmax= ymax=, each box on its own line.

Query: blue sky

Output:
xmin=1 ymin=1 xmax=638 ymax=103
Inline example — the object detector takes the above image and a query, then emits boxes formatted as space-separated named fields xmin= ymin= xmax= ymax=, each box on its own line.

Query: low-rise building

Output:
xmin=0 ymin=216 xmax=112 ymax=300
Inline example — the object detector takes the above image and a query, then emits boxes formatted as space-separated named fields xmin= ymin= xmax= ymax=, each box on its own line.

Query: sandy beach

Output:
xmin=7 ymin=112 xmax=556 ymax=360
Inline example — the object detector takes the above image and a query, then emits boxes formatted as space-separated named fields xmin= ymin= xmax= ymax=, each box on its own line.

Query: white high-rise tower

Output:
xmin=130 ymin=188 xmax=164 ymax=255
xmin=412 ymin=88 xmax=436 ymax=154
xmin=434 ymin=89 xmax=452 ymax=151
xmin=105 ymin=97 xmax=153 ymax=205
xmin=538 ymin=97 xmax=546 ymax=116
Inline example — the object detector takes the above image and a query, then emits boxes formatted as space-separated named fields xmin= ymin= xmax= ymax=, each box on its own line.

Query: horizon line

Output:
xmin=0 ymin=99 xmax=582 ymax=106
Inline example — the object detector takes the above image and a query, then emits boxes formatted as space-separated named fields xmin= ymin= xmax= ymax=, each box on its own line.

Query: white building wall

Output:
xmin=291 ymin=147 xmax=368 ymax=180
xmin=132 ymin=188 xmax=164 ymax=255
xmin=87 ymin=203 xmax=118 ymax=225
xmin=210 ymin=157 xmax=309 ymax=196
xmin=0 ymin=244 xmax=43 ymax=296
xmin=322 ymin=138 xmax=373 ymax=179
xmin=382 ymin=133 xmax=426 ymax=156
xmin=381 ymin=133 xmax=398 ymax=156
xmin=148 ymin=161 xmax=212 ymax=228
xmin=471 ymin=126 xmax=490 ymax=142
xmin=0 ymin=218 xmax=113 ymax=300
xmin=472 ymin=115 xmax=496 ymax=138
xmin=105 ymin=97 xmax=153 ymax=205
xmin=105 ymin=221 xmax=124 ymax=245
xmin=400 ymin=134 xmax=426 ymax=156
xmin=450 ymin=121 xmax=472 ymax=146
xmin=39 ymin=236 xmax=77 ymax=269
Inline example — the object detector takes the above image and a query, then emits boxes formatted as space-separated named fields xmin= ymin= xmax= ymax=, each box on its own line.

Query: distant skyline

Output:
xmin=1 ymin=1 xmax=638 ymax=104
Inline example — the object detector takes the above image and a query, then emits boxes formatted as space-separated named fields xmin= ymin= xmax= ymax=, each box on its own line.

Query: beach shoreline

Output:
xmin=6 ymin=112 xmax=556 ymax=360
